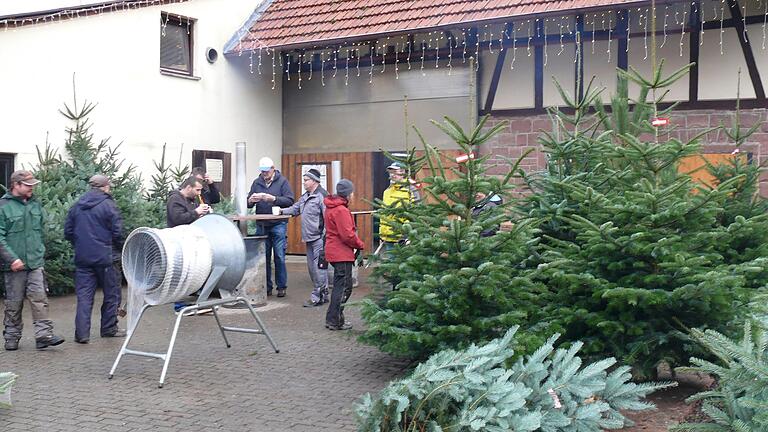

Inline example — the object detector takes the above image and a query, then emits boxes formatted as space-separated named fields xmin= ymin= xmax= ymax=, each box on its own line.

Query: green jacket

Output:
xmin=0 ymin=193 xmax=46 ymax=271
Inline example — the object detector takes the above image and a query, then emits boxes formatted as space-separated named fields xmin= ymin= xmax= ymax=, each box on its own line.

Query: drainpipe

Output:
xmin=235 ymin=142 xmax=247 ymax=216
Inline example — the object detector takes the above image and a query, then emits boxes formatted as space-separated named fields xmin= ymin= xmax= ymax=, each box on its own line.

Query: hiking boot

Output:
xmin=277 ymin=288 xmax=286 ymax=297
xmin=327 ymin=322 xmax=352 ymax=331
xmin=4 ymin=339 xmax=19 ymax=351
xmin=102 ymin=329 xmax=127 ymax=338
xmin=303 ymin=300 xmax=322 ymax=307
xmin=36 ymin=335 xmax=65 ymax=349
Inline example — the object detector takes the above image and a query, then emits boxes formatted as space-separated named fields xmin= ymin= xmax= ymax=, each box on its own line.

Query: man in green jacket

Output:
xmin=0 ymin=170 xmax=65 ymax=351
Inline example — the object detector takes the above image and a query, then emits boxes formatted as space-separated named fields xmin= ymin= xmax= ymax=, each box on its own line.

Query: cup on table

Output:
xmin=271 ymin=206 xmax=281 ymax=216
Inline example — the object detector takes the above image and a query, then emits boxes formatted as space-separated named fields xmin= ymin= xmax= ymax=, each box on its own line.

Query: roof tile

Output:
xmin=235 ymin=0 xmax=644 ymax=50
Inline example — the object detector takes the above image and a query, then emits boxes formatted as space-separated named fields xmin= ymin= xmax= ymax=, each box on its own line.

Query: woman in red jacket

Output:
xmin=323 ymin=179 xmax=365 ymax=330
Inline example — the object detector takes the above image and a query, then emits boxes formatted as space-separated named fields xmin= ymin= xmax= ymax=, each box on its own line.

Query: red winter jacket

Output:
xmin=323 ymin=195 xmax=365 ymax=263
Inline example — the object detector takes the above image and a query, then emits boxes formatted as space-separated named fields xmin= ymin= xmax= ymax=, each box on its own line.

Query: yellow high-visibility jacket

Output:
xmin=379 ymin=183 xmax=418 ymax=242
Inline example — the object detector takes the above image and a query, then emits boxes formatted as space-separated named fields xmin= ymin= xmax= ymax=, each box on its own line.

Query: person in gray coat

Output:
xmin=281 ymin=169 xmax=329 ymax=307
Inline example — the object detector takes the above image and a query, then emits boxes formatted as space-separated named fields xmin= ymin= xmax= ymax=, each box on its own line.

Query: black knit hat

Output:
xmin=304 ymin=168 xmax=321 ymax=182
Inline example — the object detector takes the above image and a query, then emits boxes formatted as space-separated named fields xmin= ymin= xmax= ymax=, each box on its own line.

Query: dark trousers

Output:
xmin=74 ymin=265 xmax=120 ymax=341
xmin=326 ymin=261 xmax=353 ymax=327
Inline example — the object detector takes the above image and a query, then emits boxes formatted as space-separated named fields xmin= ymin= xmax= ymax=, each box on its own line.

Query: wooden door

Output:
xmin=282 ymin=152 xmax=375 ymax=254
xmin=192 ymin=150 xmax=232 ymax=197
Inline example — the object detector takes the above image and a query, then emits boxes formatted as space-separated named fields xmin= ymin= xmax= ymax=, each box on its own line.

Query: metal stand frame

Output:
xmin=108 ymin=296 xmax=279 ymax=388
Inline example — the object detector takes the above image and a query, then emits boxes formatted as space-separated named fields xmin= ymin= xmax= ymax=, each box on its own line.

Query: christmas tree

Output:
xmin=524 ymin=61 xmax=768 ymax=376
xmin=359 ymin=115 xmax=550 ymax=360
xmin=29 ymin=85 xmax=165 ymax=295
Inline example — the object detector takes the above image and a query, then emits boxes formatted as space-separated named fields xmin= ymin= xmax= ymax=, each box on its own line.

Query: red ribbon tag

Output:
xmin=651 ymin=118 xmax=669 ymax=127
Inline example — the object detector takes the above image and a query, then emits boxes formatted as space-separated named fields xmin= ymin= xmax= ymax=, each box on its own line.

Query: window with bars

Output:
xmin=160 ymin=13 xmax=194 ymax=75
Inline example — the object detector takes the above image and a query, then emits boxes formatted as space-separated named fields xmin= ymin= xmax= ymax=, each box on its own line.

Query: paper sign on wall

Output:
xmin=205 ymin=159 xmax=224 ymax=182
xmin=301 ymin=164 xmax=328 ymax=192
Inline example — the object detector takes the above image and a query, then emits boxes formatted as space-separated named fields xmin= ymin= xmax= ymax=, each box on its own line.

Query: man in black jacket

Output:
xmin=167 ymin=176 xmax=210 ymax=228
xmin=191 ymin=166 xmax=221 ymax=205
xmin=64 ymin=175 xmax=124 ymax=344
xmin=247 ymin=156 xmax=294 ymax=297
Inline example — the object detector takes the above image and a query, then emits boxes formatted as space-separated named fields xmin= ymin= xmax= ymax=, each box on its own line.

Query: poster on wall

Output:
xmin=301 ymin=164 xmax=328 ymax=192
xmin=205 ymin=159 xmax=224 ymax=182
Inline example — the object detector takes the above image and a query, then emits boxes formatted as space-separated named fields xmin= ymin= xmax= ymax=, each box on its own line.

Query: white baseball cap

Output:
xmin=259 ymin=156 xmax=275 ymax=171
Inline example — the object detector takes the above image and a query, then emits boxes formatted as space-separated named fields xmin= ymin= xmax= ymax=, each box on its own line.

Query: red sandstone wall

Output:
xmin=483 ymin=109 xmax=768 ymax=197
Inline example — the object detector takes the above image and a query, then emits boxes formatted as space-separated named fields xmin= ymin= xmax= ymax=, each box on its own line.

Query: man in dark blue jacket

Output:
xmin=64 ymin=175 xmax=124 ymax=344
xmin=247 ymin=156 xmax=294 ymax=297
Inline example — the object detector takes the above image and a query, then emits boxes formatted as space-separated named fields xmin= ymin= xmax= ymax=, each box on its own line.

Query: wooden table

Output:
xmin=228 ymin=214 xmax=292 ymax=237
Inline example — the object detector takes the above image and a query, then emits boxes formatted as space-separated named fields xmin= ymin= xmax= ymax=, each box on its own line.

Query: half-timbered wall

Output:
xmin=480 ymin=0 xmax=768 ymax=113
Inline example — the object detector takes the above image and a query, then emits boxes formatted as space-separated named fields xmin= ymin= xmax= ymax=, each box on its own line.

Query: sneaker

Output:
xmin=303 ymin=300 xmax=322 ymax=307
xmin=102 ymin=329 xmax=127 ymax=338
xmin=4 ymin=339 xmax=19 ymax=351
xmin=267 ymin=290 xmax=273 ymax=297
xmin=75 ymin=338 xmax=89 ymax=344
xmin=327 ymin=322 xmax=352 ymax=331
xmin=36 ymin=335 xmax=65 ymax=349
xmin=277 ymin=288 xmax=286 ymax=298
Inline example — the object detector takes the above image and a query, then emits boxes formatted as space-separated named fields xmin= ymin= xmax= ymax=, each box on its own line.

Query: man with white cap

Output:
xmin=0 ymin=170 xmax=65 ymax=350
xmin=247 ymin=156 xmax=294 ymax=297
xmin=64 ymin=174 xmax=125 ymax=343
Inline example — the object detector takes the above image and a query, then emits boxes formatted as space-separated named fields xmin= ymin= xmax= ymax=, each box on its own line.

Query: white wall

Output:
xmin=0 ymin=0 xmax=282 ymax=192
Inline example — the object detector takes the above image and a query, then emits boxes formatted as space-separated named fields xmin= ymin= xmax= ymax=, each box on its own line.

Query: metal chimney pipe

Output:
xmin=235 ymin=142 xmax=247 ymax=216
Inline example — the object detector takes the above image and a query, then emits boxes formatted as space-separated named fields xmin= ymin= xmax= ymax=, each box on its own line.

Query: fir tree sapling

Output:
xmin=356 ymin=327 xmax=675 ymax=432
xmin=525 ymin=61 xmax=768 ymax=376
xmin=670 ymin=318 xmax=768 ymax=431
xmin=27 ymin=87 xmax=165 ymax=296
xmin=359 ymin=116 xmax=549 ymax=361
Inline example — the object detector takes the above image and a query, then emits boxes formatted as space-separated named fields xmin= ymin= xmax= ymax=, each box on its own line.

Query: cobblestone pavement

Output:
xmin=0 ymin=262 xmax=409 ymax=431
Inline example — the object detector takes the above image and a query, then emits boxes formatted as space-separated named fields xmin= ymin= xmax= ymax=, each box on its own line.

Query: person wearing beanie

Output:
xmin=65 ymin=174 xmax=125 ymax=343
xmin=281 ymin=168 xmax=329 ymax=307
xmin=247 ymin=156 xmax=295 ymax=297
xmin=322 ymin=179 xmax=365 ymax=330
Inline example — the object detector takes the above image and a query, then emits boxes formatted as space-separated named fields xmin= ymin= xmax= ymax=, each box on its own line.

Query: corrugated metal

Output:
xmin=231 ymin=0 xmax=649 ymax=52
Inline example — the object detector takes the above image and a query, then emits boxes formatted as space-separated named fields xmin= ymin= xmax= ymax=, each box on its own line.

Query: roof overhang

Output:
xmin=225 ymin=0 xmax=687 ymax=55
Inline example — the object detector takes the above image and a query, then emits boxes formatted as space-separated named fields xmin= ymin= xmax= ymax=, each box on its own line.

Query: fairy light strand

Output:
xmin=511 ymin=25 xmax=518 ymax=69
xmin=679 ymin=10 xmax=686 ymax=57
xmin=661 ymin=6 xmax=668 ymax=48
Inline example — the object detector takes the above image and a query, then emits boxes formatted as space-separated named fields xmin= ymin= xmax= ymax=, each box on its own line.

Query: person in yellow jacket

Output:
xmin=379 ymin=161 xmax=420 ymax=247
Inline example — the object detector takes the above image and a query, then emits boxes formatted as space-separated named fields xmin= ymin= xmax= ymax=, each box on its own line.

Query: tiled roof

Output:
xmin=234 ymin=0 xmax=646 ymax=51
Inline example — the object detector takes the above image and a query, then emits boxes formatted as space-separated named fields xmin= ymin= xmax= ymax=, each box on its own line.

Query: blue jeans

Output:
xmin=257 ymin=221 xmax=288 ymax=293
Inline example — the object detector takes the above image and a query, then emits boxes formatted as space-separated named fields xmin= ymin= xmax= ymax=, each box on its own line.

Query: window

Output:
xmin=160 ymin=13 xmax=194 ymax=75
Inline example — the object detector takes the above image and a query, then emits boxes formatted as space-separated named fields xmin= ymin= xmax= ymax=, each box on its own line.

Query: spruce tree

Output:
xmin=524 ymin=62 xmax=768 ymax=376
xmin=356 ymin=326 xmax=675 ymax=431
xmin=30 ymin=88 xmax=165 ymax=295
xmin=359 ymin=116 xmax=549 ymax=360
xmin=671 ymin=317 xmax=768 ymax=431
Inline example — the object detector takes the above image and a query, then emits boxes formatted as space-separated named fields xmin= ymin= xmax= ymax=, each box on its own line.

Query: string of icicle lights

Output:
xmin=0 ymin=0 xmax=189 ymax=29
xmin=238 ymin=0 xmax=768 ymax=90
xmin=4 ymin=0 xmax=766 ymax=90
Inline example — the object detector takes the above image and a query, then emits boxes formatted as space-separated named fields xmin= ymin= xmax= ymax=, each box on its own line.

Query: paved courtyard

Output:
xmin=0 ymin=262 xmax=409 ymax=431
